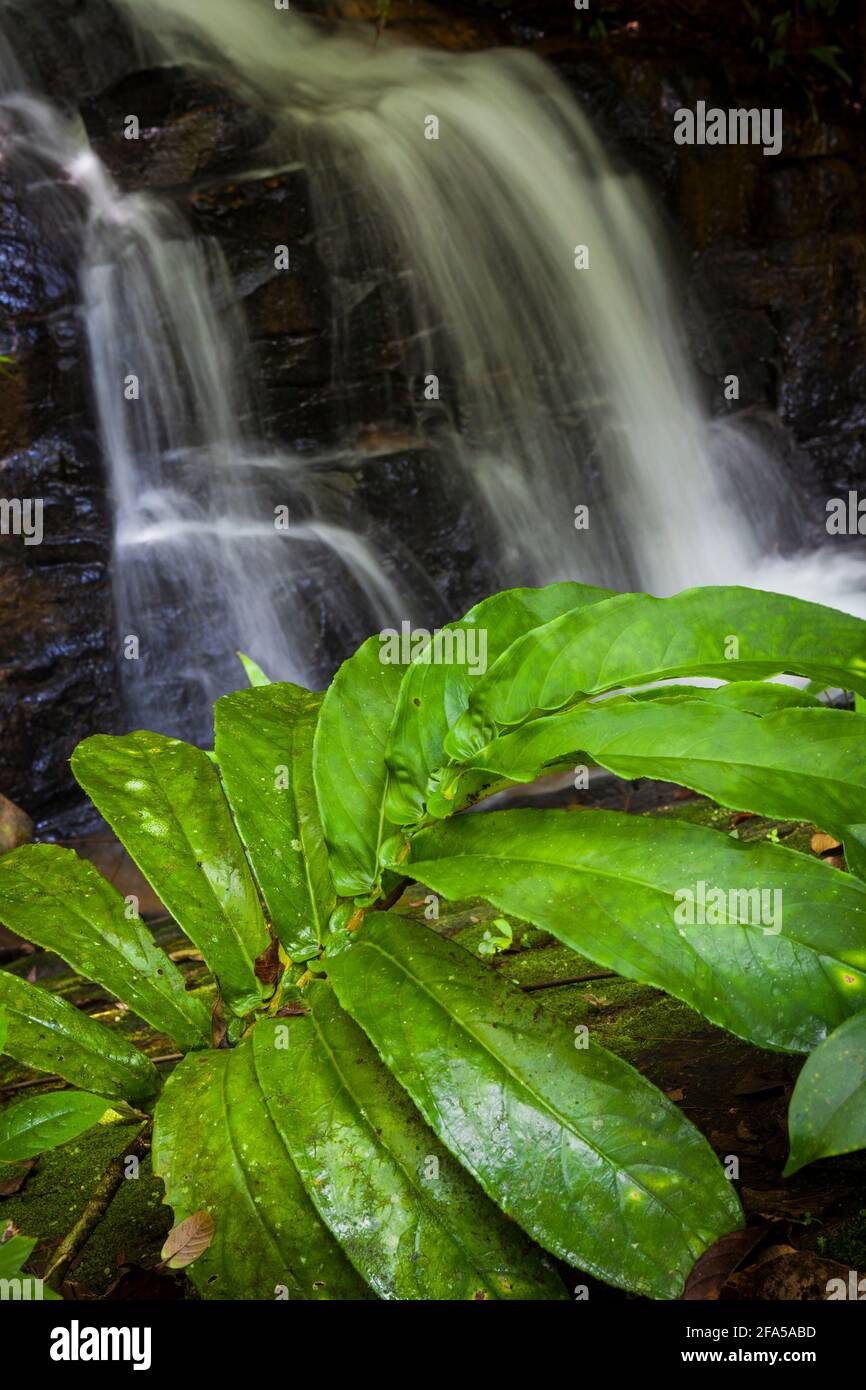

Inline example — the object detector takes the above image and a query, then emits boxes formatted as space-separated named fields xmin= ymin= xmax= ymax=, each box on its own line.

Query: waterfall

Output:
xmin=4 ymin=0 xmax=865 ymax=743
xmin=118 ymin=0 xmax=866 ymax=612
xmin=1 ymin=8 xmax=418 ymax=740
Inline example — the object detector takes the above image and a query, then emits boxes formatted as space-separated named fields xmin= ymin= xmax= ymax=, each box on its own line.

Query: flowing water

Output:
xmin=3 ymin=0 xmax=865 ymax=737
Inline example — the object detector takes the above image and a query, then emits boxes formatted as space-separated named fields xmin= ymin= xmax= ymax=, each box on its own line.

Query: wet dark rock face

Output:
xmin=553 ymin=41 xmax=866 ymax=530
xmin=0 ymin=96 xmax=119 ymax=833
xmin=1 ymin=0 xmax=863 ymax=827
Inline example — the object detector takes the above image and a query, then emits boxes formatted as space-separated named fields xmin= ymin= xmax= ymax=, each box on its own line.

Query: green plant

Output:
xmin=477 ymin=916 xmax=513 ymax=956
xmin=2 ymin=581 xmax=866 ymax=1300
xmin=741 ymin=0 xmax=855 ymax=107
xmin=0 ymin=1221 xmax=61 ymax=1300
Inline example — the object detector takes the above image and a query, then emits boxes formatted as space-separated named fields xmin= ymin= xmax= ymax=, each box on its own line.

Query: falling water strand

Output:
xmin=0 ymin=20 xmax=416 ymax=740
xmin=119 ymin=0 xmax=866 ymax=618
xmin=4 ymin=1 xmax=866 ymax=748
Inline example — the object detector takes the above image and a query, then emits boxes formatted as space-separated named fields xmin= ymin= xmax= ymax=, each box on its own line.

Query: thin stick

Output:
xmin=520 ymin=971 xmax=618 ymax=993
xmin=44 ymin=1124 xmax=152 ymax=1291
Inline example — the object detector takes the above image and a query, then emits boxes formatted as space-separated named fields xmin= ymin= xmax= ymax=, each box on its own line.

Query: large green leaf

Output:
xmin=385 ymin=583 xmax=614 ymax=826
xmin=399 ymin=810 xmax=866 ymax=1054
xmin=326 ymin=911 xmax=742 ymax=1298
xmin=237 ymin=651 xmax=271 ymax=687
xmin=445 ymin=587 xmax=866 ymax=762
xmin=152 ymin=1037 xmax=371 ymax=1300
xmin=252 ymin=987 xmax=565 ymax=1301
xmin=0 ymin=1232 xmax=61 ymax=1299
xmin=0 ymin=1090 xmax=111 ymax=1162
xmin=0 ymin=845 xmax=210 ymax=1051
xmin=624 ymin=680 xmax=822 ymax=715
xmin=456 ymin=701 xmax=866 ymax=877
xmin=0 ymin=971 xmax=159 ymax=1106
xmin=785 ymin=1009 xmax=866 ymax=1176
xmin=72 ymin=732 xmax=271 ymax=1016
xmin=215 ymin=684 xmax=334 ymax=961
xmin=312 ymin=635 xmax=405 ymax=897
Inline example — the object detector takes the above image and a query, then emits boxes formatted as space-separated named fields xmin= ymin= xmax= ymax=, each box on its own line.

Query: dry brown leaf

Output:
xmin=210 ymin=996 xmax=228 ymax=1049
xmin=0 ymin=1160 xmax=36 ymax=1196
xmin=161 ymin=1210 xmax=215 ymax=1269
xmin=811 ymin=832 xmax=842 ymax=854
xmin=682 ymin=1226 xmax=766 ymax=1300
xmin=254 ymin=937 xmax=280 ymax=986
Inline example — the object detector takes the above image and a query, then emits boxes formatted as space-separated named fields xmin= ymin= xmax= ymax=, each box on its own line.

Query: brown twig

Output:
xmin=44 ymin=1124 xmax=152 ymax=1292
xmin=520 ymin=971 xmax=618 ymax=993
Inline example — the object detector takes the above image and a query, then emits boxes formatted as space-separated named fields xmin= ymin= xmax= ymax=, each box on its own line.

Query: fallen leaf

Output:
xmin=210 ymin=997 xmax=228 ymax=1050
xmin=665 ymin=1087 xmax=686 ymax=1102
xmin=0 ymin=1160 xmax=36 ymax=1196
xmin=254 ymin=938 xmax=280 ymax=986
xmin=811 ymin=832 xmax=842 ymax=855
xmin=682 ymin=1226 xmax=766 ymax=1300
xmin=161 ymin=1210 xmax=215 ymax=1270
xmin=732 ymin=1067 xmax=788 ymax=1098
xmin=741 ymin=1187 xmax=835 ymax=1221
xmin=728 ymin=1249 xmax=851 ymax=1301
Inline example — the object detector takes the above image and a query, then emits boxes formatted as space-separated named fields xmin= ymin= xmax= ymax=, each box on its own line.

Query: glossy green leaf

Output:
xmin=252 ymin=986 xmax=565 ymax=1300
xmin=0 ymin=1233 xmax=35 ymax=1278
xmin=385 ymin=583 xmax=614 ymax=826
xmin=785 ymin=1009 xmax=866 ymax=1176
xmin=0 ymin=1232 xmax=60 ymax=1298
xmin=326 ymin=911 xmax=742 ymax=1298
xmin=399 ymin=810 xmax=866 ymax=1054
xmin=0 ymin=1005 xmax=7 ymax=1056
xmin=0 ymin=970 xmax=159 ymax=1106
xmin=0 ymin=845 xmax=210 ymax=1051
xmin=237 ymin=652 xmax=271 ymax=686
xmin=152 ymin=1037 xmax=371 ymax=1300
xmin=0 ymin=1090 xmax=110 ymax=1162
xmin=457 ymin=701 xmax=866 ymax=878
xmin=625 ymin=681 xmax=822 ymax=715
xmin=445 ymin=586 xmax=866 ymax=762
xmin=215 ymin=684 xmax=334 ymax=961
xmin=72 ymin=732 xmax=271 ymax=1016
xmin=313 ymin=634 xmax=405 ymax=896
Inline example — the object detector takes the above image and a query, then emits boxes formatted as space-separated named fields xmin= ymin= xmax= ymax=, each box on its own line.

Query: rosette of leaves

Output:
xmin=2 ymin=581 xmax=866 ymax=1300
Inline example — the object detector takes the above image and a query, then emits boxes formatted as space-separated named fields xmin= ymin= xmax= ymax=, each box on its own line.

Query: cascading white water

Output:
xmin=4 ymin=0 xmax=866 ymax=741
xmin=1 ymin=14 xmax=415 ymax=738
xmin=120 ymin=0 xmax=866 ymax=607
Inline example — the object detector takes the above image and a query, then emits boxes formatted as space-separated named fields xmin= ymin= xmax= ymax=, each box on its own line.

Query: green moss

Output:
xmin=1 ymin=1117 xmax=171 ymax=1295
xmin=817 ymin=1207 xmax=866 ymax=1268
xmin=646 ymin=794 xmax=818 ymax=856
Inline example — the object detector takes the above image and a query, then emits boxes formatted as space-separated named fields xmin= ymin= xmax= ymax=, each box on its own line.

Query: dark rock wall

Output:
xmin=1 ymin=0 xmax=863 ymax=828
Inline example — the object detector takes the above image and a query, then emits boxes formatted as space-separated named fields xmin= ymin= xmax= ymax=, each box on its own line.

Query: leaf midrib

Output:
xmin=352 ymin=933 xmax=712 ymax=1255
xmin=83 ymin=741 xmax=263 ymax=999
xmin=409 ymin=846 xmax=866 ymax=970
xmin=307 ymin=1004 xmax=505 ymax=1300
